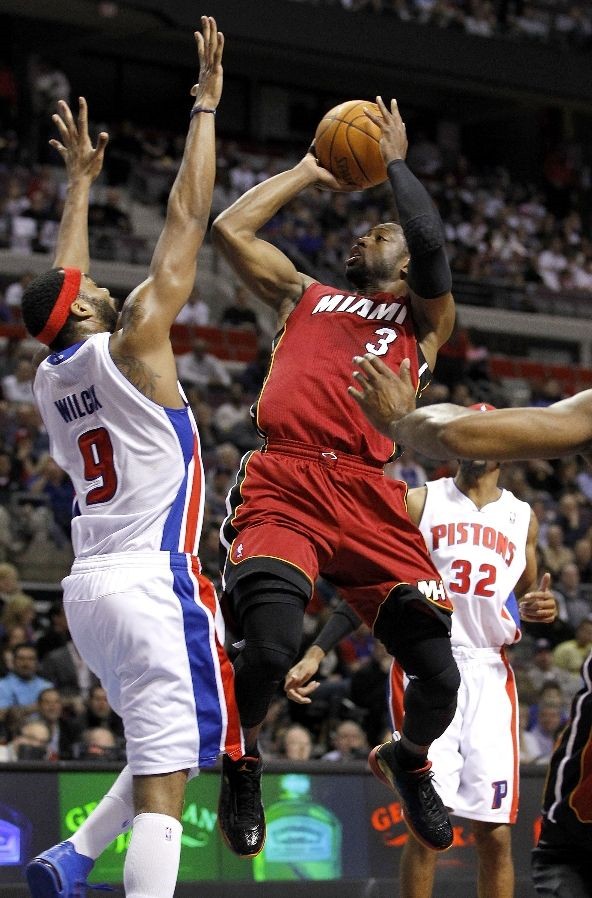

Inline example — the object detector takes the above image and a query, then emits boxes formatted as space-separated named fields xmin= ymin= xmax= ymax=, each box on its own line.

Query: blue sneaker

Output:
xmin=26 ymin=841 xmax=97 ymax=898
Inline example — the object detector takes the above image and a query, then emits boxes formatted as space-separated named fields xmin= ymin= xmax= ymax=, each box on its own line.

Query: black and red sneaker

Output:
xmin=368 ymin=741 xmax=453 ymax=852
xmin=218 ymin=754 xmax=266 ymax=857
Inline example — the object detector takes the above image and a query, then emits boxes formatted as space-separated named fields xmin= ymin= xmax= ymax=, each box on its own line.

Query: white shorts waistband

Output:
xmin=71 ymin=551 xmax=196 ymax=574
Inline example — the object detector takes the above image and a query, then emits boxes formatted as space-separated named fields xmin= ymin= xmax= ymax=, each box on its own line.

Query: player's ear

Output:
xmin=70 ymin=297 xmax=94 ymax=320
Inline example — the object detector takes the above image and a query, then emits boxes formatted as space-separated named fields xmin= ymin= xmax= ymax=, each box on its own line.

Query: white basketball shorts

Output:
xmin=62 ymin=551 xmax=243 ymax=775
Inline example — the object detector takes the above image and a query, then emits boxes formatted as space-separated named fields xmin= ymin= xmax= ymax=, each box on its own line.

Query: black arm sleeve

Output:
xmin=313 ymin=600 xmax=362 ymax=654
xmin=387 ymin=159 xmax=452 ymax=299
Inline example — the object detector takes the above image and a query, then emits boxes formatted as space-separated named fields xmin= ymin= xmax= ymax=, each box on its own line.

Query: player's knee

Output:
xmin=421 ymin=659 xmax=461 ymax=707
xmin=241 ymin=638 xmax=299 ymax=682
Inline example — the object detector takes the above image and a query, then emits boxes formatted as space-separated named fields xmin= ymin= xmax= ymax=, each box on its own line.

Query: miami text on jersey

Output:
xmin=311 ymin=293 xmax=408 ymax=322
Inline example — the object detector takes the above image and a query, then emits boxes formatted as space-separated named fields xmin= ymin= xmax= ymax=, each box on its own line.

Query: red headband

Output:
xmin=36 ymin=268 xmax=82 ymax=346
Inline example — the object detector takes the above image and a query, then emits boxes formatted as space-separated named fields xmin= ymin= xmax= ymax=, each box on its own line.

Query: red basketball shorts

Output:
xmin=221 ymin=441 xmax=452 ymax=628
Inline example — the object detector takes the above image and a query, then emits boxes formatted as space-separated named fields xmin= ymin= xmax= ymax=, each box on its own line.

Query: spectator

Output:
xmin=27 ymin=454 xmax=75 ymax=539
xmin=0 ymin=563 xmax=29 ymax=614
xmin=554 ymin=562 xmax=592 ymax=629
xmin=322 ymin=719 xmax=369 ymax=762
xmin=555 ymin=492 xmax=591 ymax=548
xmin=1 ymin=593 xmax=36 ymax=642
xmin=41 ymin=639 xmax=99 ymax=708
xmin=4 ymin=271 xmax=35 ymax=318
xmin=541 ymin=524 xmax=575 ymax=579
xmin=0 ymin=718 xmax=51 ymax=761
xmin=553 ymin=618 xmax=592 ymax=675
xmin=522 ymin=637 xmax=581 ymax=701
xmin=35 ymin=600 xmax=70 ymax=660
xmin=174 ymin=289 xmax=210 ymax=326
xmin=35 ymin=686 xmax=80 ymax=760
xmin=573 ymin=537 xmax=592 ymax=584
xmin=0 ymin=643 xmax=53 ymax=724
xmin=78 ymin=685 xmax=124 ymax=740
xmin=0 ymin=624 xmax=28 ymax=676
xmin=521 ymin=700 xmax=564 ymax=765
xmin=77 ymin=726 xmax=123 ymax=762
xmin=1 ymin=358 xmax=35 ymax=403
xmin=220 ymin=285 xmax=259 ymax=332
xmin=277 ymin=723 xmax=315 ymax=761
xmin=176 ymin=337 xmax=231 ymax=389
xmin=212 ymin=382 xmax=255 ymax=450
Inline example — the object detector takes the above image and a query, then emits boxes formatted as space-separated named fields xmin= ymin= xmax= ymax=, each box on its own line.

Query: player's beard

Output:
xmin=93 ymin=299 xmax=119 ymax=333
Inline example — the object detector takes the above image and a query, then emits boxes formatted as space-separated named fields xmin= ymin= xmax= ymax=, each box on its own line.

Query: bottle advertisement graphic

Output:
xmin=253 ymin=773 xmax=342 ymax=881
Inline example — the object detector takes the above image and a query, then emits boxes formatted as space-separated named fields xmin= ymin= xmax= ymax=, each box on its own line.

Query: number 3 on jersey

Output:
xmin=78 ymin=427 xmax=118 ymax=505
xmin=365 ymin=327 xmax=398 ymax=357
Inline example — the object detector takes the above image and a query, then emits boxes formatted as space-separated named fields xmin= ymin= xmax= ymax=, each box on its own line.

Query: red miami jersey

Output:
xmin=254 ymin=282 xmax=430 ymax=465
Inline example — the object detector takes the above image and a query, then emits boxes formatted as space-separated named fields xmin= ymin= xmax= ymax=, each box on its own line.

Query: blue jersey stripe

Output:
xmin=504 ymin=591 xmax=520 ymax=629
xmin=170 ymin=560 xmax=223 ymax=765
xmin=160 ymin=407 xmax=195 ymax=551
xmin=47 ymin=341 xmax=86 ymax=365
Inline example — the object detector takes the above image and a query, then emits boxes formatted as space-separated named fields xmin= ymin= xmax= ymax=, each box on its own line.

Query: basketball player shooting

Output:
xmin=20 ymin=19 xmax=243 ymax=898
xmin=212 ymin=95 xmax=459 ymax=856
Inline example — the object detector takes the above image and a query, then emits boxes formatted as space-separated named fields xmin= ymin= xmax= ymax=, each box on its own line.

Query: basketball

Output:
xmin=314 ymin=100 xmax=387 ymax=189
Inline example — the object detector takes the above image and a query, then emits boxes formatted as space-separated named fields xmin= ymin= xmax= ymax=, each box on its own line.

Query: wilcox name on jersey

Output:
xmin=54 ymin=384 xmax=102 ymax=422
xmin=428 ymin=522 xmax=516 ymax=567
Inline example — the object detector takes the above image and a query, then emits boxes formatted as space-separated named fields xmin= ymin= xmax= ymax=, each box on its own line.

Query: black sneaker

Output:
xmin=368 ymin=741 xmax=453 ymax=852
xmin=218 ymin=754 xmax=266 ymax=857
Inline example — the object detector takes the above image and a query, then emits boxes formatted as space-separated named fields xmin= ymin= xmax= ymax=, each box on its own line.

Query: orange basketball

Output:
xmin=314 ymin=100 xmax=387 ymax=189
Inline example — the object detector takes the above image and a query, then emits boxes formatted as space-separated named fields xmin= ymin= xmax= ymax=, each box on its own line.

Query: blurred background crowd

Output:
xmin=1 ymin=0 xmax=592 ymax=768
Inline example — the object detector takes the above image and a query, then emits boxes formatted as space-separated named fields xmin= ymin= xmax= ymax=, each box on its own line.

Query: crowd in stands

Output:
xmin=1 ymin=96 xmax=592 ymax=767
xmin=1 ymin=120 xmax=591 ymax=319
xmin=290 ymin=0 xmax=592 ymax=48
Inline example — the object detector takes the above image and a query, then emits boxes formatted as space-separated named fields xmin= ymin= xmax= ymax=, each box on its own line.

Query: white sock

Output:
xmin=124 ymin=813 xmax=182 ymax=898
xmin=70 ymin=765 xmax=134 ymax=860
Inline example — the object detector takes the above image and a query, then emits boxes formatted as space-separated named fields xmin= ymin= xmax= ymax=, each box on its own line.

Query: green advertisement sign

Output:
xmin=57 ymin=770 xmax=343 ymax=884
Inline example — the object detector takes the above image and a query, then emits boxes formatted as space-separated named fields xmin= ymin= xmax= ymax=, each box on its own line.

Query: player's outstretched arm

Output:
xmin=349 ymin=354 xmax=592 ymax=462
xmin=51 ymin=97 xmax=109 ymax=272
xmin=122 ymin=17 xmax=222 ymax=343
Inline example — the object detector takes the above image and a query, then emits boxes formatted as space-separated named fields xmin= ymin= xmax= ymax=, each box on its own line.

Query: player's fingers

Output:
xmin=539 ymin=571 xmax=551 ymax=592
xmin=77 ymin=96 xmax=88 ymax=131
xmin=354 ymin=354 xmax=393 ymax=385
xmin=52 ymin=114 xmax=69 ymax=143
xmin=48 ymin=139 xmax=66 ymax=157
xmin=215 ymin=30 xmax=224 ymax=64
xmin=363 ymin=106 xmax=381 ymax=126
xmin=286 ymin=690 xmax=311 ymax=705
xmin=348 ymin=384 xmax=364 ymax=401
xmin=374 ymin=95 xmax=388 ymax=117
xmin=59 ymin=99 xmax=78 ymax=138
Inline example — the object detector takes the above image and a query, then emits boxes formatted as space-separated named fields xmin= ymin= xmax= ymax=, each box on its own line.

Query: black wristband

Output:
xmin=190 ymin=106 xmax=216 ymax=118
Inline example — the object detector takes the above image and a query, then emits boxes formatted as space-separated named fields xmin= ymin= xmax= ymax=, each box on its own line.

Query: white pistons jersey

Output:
xmin=418 ymin=477 xmax=531 ymax=648
xmin=34 ymin=332 xmax=204 ymax=558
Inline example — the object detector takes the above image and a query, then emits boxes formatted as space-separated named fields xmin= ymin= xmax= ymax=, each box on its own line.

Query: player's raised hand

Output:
xmin=364 ymin=96 xmax=408 ymax=167
xmin=519 ymin=573 xmax=557 ymax=624
xmin=190 ymin=15 xmax=224 ymax=111
xmin=349 ymin=355 xmax=416 ymax=438
xmin=50 ymin=97 xmax=108 ymax=183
